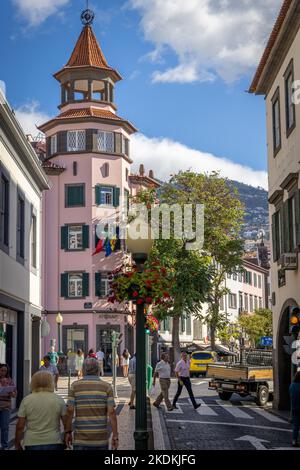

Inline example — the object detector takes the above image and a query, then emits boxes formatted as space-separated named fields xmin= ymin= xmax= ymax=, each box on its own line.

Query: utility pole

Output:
xmin=111 ymin=331 xmax=123 ymax=399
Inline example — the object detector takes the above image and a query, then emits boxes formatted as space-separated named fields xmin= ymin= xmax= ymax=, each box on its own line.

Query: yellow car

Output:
xmin=190 ymin=351 xmax=216 ymax=377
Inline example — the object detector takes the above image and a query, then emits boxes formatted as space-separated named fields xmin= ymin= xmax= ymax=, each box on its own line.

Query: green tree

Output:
xmin=238 ymin=309 xmax=273 ymax=348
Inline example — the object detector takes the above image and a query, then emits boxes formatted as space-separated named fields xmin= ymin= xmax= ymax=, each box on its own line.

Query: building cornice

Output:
xmin=0 ymin=93 xmax=49 ymax=191
xmin=242 ymin=259 xmax=269 ymax=275
xmin=268 ymin=189 xmax=284 ymax=205
xmin=249 ymin=0 xmax=300 ymax=95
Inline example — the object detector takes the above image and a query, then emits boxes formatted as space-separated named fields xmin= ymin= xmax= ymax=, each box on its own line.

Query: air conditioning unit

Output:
xmin=281 ymin=253 xmax=298 ymax=271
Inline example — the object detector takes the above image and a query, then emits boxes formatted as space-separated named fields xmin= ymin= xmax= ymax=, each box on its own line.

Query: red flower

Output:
xmin=137 ymin=299 xmax=144 ymax=305
xmin=163 ymin=292 xmax=170 ymax=298
xmin=133 ymin=291 xmax=139 ymax=298
xmin=145 ymin=297 xmax=152 ymax=304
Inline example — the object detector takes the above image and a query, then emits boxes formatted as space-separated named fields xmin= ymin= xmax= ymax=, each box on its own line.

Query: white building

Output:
xmin=0 ymin=89 xmax=49 ymax=403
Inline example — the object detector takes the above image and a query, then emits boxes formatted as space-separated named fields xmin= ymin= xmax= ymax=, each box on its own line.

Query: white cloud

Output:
xmin=131 ymin=133 xmax=268 ymax=189
xmin=129 ymin=0 xmax=282 ymax=84
xmin=15 ymin=102 xmax=50 ymax=136
xmin=12 ymin=0 xmax=70 ymax=26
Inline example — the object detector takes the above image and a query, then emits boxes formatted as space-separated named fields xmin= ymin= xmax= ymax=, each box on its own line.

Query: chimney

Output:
xmin=139 ymin=164 xmax=145 ymax=176
xmin=149 ymin=169 xmax=154 ymax=179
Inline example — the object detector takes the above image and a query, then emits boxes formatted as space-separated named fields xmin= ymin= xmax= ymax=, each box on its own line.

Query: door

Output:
xmin=96 ymin=325 xmax=120 ymax=372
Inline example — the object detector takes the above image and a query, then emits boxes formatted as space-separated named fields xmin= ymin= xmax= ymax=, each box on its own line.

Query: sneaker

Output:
xmin=167 ymin=407 xmax=174 ymax=412
xmin=172 ymin=404 xmax=178 ymax=409
xmin=194 ymin=403 xmax=201 ymax=410
xmin=153 ymin=403 xmax=161 ymax=409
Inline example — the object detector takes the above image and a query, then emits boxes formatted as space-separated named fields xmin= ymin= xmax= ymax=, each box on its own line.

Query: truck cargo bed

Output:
xmin=207 ymin=364 xmax=273 ymax=381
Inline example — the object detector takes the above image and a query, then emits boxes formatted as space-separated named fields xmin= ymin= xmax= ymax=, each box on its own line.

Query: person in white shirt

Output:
xmin=96 ymin=348 xmax=105 ymax=377
xmin=172 ymin=351 xmax=201 ymax=410
xmin=153 ymin=353 xmax=174 ymax=412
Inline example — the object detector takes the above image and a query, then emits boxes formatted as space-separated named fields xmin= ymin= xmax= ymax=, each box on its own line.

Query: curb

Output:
xmin=150 ymin=399 xmax=172 ymax=450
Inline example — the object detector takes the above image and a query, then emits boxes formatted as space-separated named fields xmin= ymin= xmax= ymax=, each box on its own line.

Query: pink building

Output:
xmin=39 ymin=13 xmax=158 ymax=367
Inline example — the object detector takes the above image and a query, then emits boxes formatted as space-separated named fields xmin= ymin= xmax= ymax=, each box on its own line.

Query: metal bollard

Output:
xmin=68 ymin=369 xmax=71 ymax=396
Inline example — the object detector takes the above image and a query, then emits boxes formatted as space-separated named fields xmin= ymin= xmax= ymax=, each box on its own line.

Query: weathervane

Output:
xmin=81 ymin=1 xmax=95 ymax=25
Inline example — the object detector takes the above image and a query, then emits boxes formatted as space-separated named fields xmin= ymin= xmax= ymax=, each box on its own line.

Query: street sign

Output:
xmin=260 ymin=337 xmax=273 ymax=347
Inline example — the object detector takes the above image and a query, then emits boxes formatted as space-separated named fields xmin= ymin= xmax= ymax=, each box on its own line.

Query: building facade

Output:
xmin=250 ymin=0 xmax=300 ymax=409
xmin=39 ymin=15 xmax=159 ymax=368
xmin=0 ymin=89 xmax=49 ymax=402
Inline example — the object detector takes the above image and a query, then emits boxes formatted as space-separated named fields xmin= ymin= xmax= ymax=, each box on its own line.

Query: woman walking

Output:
xmin=75 ymin=349 xmax=84 ymax=379
xmin=0 ymin=364 xmax=17 ymax=450
xmin=15 ymin=371 xmax=67 ymax=450
xmin=290 ymin=371 xmax=300 ymax=447
xmin=121 ymin=349 xmax=131 ymax=378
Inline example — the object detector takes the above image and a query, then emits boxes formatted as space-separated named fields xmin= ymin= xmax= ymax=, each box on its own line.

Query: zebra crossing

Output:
xmin=162 ymin=397 xmax=289 ymax=425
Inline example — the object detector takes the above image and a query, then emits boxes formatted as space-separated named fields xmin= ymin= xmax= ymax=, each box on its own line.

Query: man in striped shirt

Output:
xmin=65 ymin=358 xmax=118 ymax=450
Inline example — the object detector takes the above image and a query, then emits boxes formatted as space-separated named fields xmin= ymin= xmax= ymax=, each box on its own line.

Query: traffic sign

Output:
xmin=260 ymin=337 xmax=273 ymax=347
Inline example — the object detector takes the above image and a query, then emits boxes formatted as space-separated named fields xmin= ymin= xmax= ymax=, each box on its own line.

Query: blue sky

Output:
xmin=0 ymin=0 xmax=283 ymax=188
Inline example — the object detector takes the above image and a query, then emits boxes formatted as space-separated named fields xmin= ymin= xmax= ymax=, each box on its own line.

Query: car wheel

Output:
xmin=255 ymin=385 xmax=269 ymax=407
xmin=218 ymin=391 xmax=233 ymax=401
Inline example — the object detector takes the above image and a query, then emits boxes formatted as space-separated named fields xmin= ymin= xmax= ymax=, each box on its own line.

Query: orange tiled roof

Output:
xmin=66 ymin=25 xmax=111 ymax=70
xmin=249 ymin=0 xmax=293 ymax=93
xmin=57 ymin=107 xmax=123 ymax=120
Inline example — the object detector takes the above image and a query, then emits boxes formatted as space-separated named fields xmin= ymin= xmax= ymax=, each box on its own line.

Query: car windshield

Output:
xmin=192 ymin=353 xmax=213 ymax=361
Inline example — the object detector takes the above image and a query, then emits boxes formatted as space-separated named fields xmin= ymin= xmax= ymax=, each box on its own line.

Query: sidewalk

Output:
xmin=7 ymin=375 xmax=167 ymax=450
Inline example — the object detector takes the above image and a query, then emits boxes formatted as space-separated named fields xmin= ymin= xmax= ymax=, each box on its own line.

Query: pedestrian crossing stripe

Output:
xmin=216 ymin=400 xmax=254 ymax=419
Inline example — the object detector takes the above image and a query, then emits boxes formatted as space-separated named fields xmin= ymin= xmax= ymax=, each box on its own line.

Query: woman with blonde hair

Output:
xmin=15 ymin=371 xmax=67 ymax=450
xmin=75 ymin=349 xmax=84 ymax=379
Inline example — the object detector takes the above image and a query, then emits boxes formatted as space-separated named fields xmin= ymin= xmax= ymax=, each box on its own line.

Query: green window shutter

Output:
xmin=66 ymin=185 xmax=84 ymax=207
xmin=61 ymin=273 xmax=68 ymax=298
xmin=61 ymin=226 xmax=68 ymax=250
xmin=95 ymin=228 xmax=100 ymax=247
xmin=295 ymin=190 xmax=300 ymax=247
xmin=82 ymin=225 xmax=89 ymax=249
xmin=82 ymin=273 xmax=89 ymax=297
xmin=115 ymin=226 xmax=121 ymax=251
xmin=272 ymin=213 xmax=279 ymax=262
xmin=125 ymin=139 xmax=129 ymax=157
xmin=279 ymin=205 xmax=284 ymax=256
xmin=46 ymin=137 xmax=51 ymax=158
xmin=283 ymin=201 xmax=291 ymax=252
xmin=95 ymin=272 xmax=102 ymax=297
xmin=113 ymin=187 xmax=120 ymax=207
xmin=114 ymin=133 xmax=122 ymax=154
xmin=57 ymin=131 xmax=67 ymax=153
xmin=95 ymin=185 xmax=102 ymax=205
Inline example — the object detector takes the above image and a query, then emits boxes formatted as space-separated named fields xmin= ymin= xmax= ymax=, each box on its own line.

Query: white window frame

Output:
xmin=97 ymin=131 xmax=114 ymax=153
xmin=67 ymin=130 xmax=86 ymax=152
xmin=100 ymin=275 xmax=109 ymax=297
xmin=68 ymin=225 xmax=83 ymax=250
xmin=100 ymin=187 xmax=113 ymax=206
xmin=68 ymin=273 xmax=83 ymax=298
xmin=229 ymin=293 xmax=237 ymax=309
xmin=50 ymin=135 xmax=57 ymax=155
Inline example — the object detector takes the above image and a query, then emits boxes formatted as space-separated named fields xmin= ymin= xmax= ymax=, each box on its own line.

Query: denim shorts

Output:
xmin=25 ymin=444 xmax=65 ymax=451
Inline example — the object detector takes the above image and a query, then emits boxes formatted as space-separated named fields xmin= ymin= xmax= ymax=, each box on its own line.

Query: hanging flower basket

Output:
xmin=145 ymin=314 xmax=159 ymax=333
xmin=108 ymin=261 xmax=173 ymax=306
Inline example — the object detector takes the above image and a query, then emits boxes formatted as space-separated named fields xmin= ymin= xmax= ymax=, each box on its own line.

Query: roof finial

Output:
xmin=81 ymin=2 xmax=94 ymax=26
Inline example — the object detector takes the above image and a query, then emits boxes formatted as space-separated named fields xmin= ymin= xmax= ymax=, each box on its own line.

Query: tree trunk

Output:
xmin=172 ymin=315 xmax=181 ymax=370
xmin=210 ymin=324 xmax=216 ymax=350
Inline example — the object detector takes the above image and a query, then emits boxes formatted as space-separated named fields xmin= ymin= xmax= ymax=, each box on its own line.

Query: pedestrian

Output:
xmin=88 ymin=349 xmax=97 ymax=359
xmin=75 ymin=349 xmax=84 ymax=380
xmin=0 ymin=364 xmax=17 ymax=450
xmin=290 ymin=371 xmax=300 ymax=447
xmin=153 ymin=352 xmax=173 ymax=411
xmin=128 ymin=354 xmax=136 ymax=409
xmin=172 ymin=351 xmax=201 ymax=410
xmin=39 ymin=355 xmax=59 ymax=391
xmin=47 ymin=345 xmax=59 ymax=366
xmin=15 ymin=371 xmax=67 ymax=450
xmin=96 ymin=348 xmax=105 ymax=377
xmin=65 ymin=357 xmax=118 ymax=450
xmin=121 ymin=349 xmax=131 ymax=378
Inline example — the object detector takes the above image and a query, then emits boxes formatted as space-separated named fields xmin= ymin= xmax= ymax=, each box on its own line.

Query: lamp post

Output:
xmin=126 ymin=217 xmax=153 ymax=451
xmin=55 ymin=313 xmax=63 ymax=355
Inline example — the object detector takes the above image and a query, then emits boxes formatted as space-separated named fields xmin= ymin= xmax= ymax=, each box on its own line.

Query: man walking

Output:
xmin=65 ymin=358 xmax=118 ymax=450
xmin=172 ymin=351 xmax=201 ymax=410
xmin=47 ymin=346 xmax=59 ymax=366
xmin=40 ymin=355 xmax=59 ymax=391
xmin=96 ymin=348 xmax=105 ymax=377
xmin=128 ymin=354 xmax=136 ymax=410
xmin=153 ymin=352 xmax=173 ymax=411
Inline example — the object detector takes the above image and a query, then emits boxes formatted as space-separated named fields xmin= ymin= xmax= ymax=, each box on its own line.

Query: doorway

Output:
xmin=96 ymin=325 xmax=120 ymax=373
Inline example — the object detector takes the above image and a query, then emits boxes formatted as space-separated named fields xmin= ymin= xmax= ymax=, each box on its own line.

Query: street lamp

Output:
xmin=126 ymin=218 xmax=153 ymax=451
xmin=55 ymin=312 xmax=63 ymax=355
